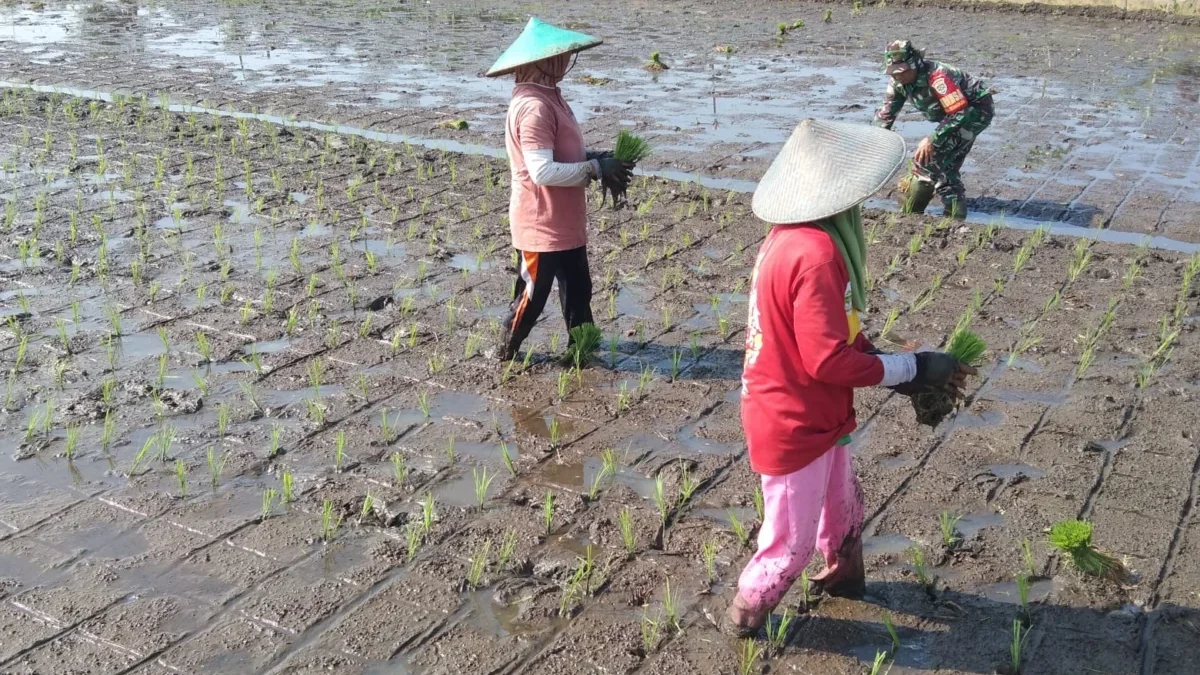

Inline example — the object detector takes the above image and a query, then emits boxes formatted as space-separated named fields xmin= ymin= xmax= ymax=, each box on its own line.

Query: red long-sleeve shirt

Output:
xmin=740 ymin=223 xmax=884 ymax=476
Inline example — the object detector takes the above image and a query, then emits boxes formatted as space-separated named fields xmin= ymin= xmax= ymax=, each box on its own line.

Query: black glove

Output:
xmin=586 ymin=150 xmax=613 ymax=161
xmin=597 ymin=157 xmax=634 ymax=184
xmin=913 ymin=351 xmax=962 ymax=388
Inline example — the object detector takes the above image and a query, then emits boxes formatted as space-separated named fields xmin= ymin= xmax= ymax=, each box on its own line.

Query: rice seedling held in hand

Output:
xmin=910 ymin=326 xmax=986 ymax=428
xmin=1047 ymin=519 xmax=1126 ymax=582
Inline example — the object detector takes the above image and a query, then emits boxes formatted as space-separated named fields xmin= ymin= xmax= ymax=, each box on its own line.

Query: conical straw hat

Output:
xmin=487 ymin=18 xmax=603 ymax=77
xmin=752 ymin=119 xmax=906 ymax=224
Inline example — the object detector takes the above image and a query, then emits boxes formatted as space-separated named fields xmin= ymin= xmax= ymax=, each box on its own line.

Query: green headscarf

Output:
xmin=817 ymin=204 xmax=867 ymax=312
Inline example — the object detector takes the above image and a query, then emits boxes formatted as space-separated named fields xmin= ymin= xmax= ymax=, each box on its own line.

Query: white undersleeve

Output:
xmin=877 ymin=353 xmax=918 ymax=387
xmin=524 ymin=148 xmax=599 ymax=187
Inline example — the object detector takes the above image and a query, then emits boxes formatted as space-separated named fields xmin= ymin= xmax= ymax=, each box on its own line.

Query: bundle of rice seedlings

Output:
xmin=645 ymin=51 xmax=669 ymax=72
xmin=911 ymin=327 xmax=985 ymax=427
xmin=614 ymin=130 xmax=651 ymax=163
xmin=567 ymin=323 xmax=603 ymax=369
xmin=1048 ymin=519 xmax=1127 ymax=582
xmin=603 ymin=131 xmax=650 ymax=209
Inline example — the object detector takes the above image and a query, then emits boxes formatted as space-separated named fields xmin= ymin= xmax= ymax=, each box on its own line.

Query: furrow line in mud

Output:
xmin=1076 ymin=402 xmax=1136 ymax=523
xmin=1101 ymin=121 xmax=1185 ymax=230
xmin=0 ymin=593 xmax=132 ymax=668
xmin=862 ymin=227 xmax=1068 ymax=531
xmin=1151 ymin=143 xmax=1200 ymax=234
xmin=1136 ymin=438 xmax=1200 ymax=675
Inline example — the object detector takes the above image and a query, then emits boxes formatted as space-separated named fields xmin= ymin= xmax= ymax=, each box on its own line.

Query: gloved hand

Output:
xmin=586 ymin=150 xmax=613 ymax=161
xmin=597 ymin=157 xmax=634 ymax=183
xmin=879 ymin=350 xmax=973 ymax=399
xmin=596 ymin=157 xmax=635 ymax=210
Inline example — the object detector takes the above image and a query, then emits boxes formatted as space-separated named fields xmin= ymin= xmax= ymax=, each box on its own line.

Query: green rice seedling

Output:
xmin=445 ymin=435 xmax=456 ymax=465
xmin=101 ymin=411 xmax=116 ymax=453
xmin=101 ymin=377 xmax=117 ymax=411
xmin=497 ymin=529 xmax=518 ymax=571
xmin=195 ymin=331 xmax=211 ymax=363
xmin=420 ymin=492 xmax=436 ymax=534
xmin=52 ymin=359 xmax=68 ymax=390
xmin=800 ymin=570 xmax=811 ymax=610
xmin=669 ymin=348 xmax=683 ymax=380
xmin=64 ymin=424 xmax=82 ymax=460
xmin=738 ymin=638 xmax=764 ymax=675
xmin=641 ymin=609 xmax=662 ymax=654
xmin=1048 ymin=519 xmax=1126 ymax=581
xmin=281 ymin=470 xmax=295 ymax=505
xmin=1022 ymin=539 xmax=1036 ymax=578
xmin=939 ymin=510 xmax=963 ymax=548
xmin=268 ymin=423 xmax=283 ymax=458
xmin=239 ymin=299 xmax=253 ymax=325
xmin=614 ymin=129 xmax=651 ymax=162
xmin=556 ymin=371 xmax=570 ymax=401
xmin=543 ymin=489 xmax=556 ymax=534
xmin=619 ymin=506 xmax=637 ymax=556
xmin=359 ymin=491 xmax=376 ymax=525
xmin=678 ymin=462 xmax=699 ymax=506
xmin=334 ymin=431 xmax=346 ymax=472
xmin=868 ymin=651 xmax=891 ymax=675
xmin=417 ymin=390 xmax=431 ymax=417
xmin=729 ymin=509 xmax=750 ymax=547
xmin=157 ymin=423 xmax=176 ymax=462
xmin=467 ymin=538 xmax=491 ymax=589
xmin=882 ymin=610 xmax=900 ymax=653
xmin=652 ymin=475 xmax=670 ymax=525
xmin=1067 ymin=238 xmax=1093 ymax=282
xmin=548 ymin=417 xmax=562 ymax=449
xmin=55 ymin=318 xmax=71 ymax=353
xmin=662 ymin=578 xmax=681 ymax=632
xmin=500 ymin=441 xmax=516 ymax=477
xmin=215 ymin=402 xmax=231 ymax=439
xmin=389 ymin=451 xmax=407 ymax=485
xmin=702 ymin=539 xmax=718 ymax=582
xmin=1016 ymin=573 xmax=1032 ymax=623
xmin=105 ymin=305 xmax=123 ymax=336
xmin=380 ymin=409 xmax=396 ymax=443
xmin=909 ymin=546 xmax=933 ymax=590
xmin=766 ymin=606 xmax=795 ymax=654
xmin=176 ymin=459 xmax=187 ymax=497
xmin=241 ymin=383 xmax=263 ymax=414
xmin=321 ymin=499 xmax=343 ymax=542
xmin=129 ymin=435 xmax=157 ymax=476
xmin=406 ymin=523 xmax=423 ymax=561
xmin=588 ymin=456 xmax=615 ymax=501
xmin=473 ymin=467 xmax=495 ymax=510
xmin=947 ymin=328 xmax=987 ymax=366
xmin=1010 ymin=619 xmax=1027 ymax=674
xmin=753 ymin=485 xmax=765 ymax=522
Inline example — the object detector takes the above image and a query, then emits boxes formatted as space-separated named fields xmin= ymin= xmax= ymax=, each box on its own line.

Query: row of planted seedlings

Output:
xmin=857 ymin=220 xmax=1198 ymax=673
xmin=0 ymin=89 xmax=777 ymax=664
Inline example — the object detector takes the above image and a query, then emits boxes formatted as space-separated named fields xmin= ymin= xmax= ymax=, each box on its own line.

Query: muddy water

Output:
xmin=4 ymin=0 xmax=1200 ymax=241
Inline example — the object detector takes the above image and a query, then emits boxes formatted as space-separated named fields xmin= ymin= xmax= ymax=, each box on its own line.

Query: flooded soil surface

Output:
xmin=1 ymin=2 xmax=1199 ymax=675
xmin=2 ymin=0 xmax=1200 ymax=242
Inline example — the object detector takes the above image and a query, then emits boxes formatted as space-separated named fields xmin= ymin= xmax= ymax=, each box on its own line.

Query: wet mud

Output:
xmin=0 ymin=1 xmax=1199 ymax=675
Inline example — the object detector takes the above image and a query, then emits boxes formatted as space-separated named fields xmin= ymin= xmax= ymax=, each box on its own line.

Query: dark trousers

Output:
xmin=914 ymin=94 xmax=995 ymax=201
xmin=500 ymin=246 xmax=594 ymax=360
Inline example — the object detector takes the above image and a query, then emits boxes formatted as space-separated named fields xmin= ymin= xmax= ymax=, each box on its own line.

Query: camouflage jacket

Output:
xmin=873 ymin=61 xmax=992 ymax=148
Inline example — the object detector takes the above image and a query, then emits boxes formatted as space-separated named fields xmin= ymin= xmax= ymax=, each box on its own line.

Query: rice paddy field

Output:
xmin=0 ymin=1 xmax=1199 ymax=674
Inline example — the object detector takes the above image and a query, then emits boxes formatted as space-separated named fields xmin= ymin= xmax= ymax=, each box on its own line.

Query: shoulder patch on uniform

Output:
xmin=929 ymin=70 xmax=968 ymax=115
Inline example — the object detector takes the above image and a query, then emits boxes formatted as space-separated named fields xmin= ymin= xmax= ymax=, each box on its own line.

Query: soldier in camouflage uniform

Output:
xmin=873 ymin=40 xmax=994 ymax=219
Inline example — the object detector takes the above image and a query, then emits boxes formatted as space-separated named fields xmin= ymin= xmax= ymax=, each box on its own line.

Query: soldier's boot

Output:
xmin=898 ymin=177 xmax=936 ymax=215
xmin=942 ymin=194 xmax=968 ymax=220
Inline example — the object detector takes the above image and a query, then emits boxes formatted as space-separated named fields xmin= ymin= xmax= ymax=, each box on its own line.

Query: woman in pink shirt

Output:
xmin=724 ymin=119 xmax=973 ymax=636
xmin=486 ymin=19 xmax=633 ymax=361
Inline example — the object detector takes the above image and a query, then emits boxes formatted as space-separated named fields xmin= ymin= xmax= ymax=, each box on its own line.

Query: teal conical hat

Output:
xmin=486 ymin=18 xmax=602 ymax=78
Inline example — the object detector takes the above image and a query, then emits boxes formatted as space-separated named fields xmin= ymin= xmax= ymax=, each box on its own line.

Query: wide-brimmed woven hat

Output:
xmin=752 ymin=119 xmax=906 ymax=224
xmin=486 ymin=18 xmax=602 ymax=78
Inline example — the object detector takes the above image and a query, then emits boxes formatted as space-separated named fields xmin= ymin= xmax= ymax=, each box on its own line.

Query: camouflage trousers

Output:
xmin=914 ymin=95 xmax=994 ymax=201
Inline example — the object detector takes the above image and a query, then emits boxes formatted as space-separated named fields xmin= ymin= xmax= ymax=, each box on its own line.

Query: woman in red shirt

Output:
xmin=486 ymin=19 xmax=633 ymax=361
xmin=726 ymin=119 xmax=973 ymax=635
